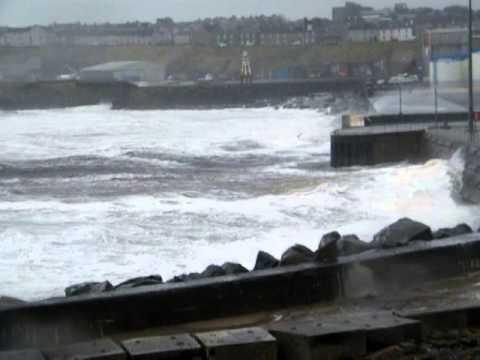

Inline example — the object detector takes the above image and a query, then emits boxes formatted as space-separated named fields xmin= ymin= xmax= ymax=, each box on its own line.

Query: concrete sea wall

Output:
xmin=0 ymin=79 xmax=363 ymax=111
xmin=1 ymin=235 xmax=480 ymax=351
xmin=331 ymin=127 xmax=426 ymax=167
xmin=0 ymin=81 xmax=132 ymax=110
xmin=113 ymin=79 xmax=363 ymax=109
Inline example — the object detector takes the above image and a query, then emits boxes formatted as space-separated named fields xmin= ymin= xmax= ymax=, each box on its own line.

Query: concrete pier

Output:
xmin=330 ymin=109 xmax=478 ymax=168
xmin=331 ymin=124 xmax=428 ymax=167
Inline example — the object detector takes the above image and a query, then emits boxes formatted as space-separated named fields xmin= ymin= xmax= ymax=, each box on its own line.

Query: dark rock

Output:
xmin=320 ymin=231 xmax=341 ymax=244
xmin=114 ymin=275 xmax=163 ymax=290
xmin=371 ymin=218 xmax=433 ymax=249
xmin=433 ymin=223 xmax=473 ymax=239
xmin=167 ymin=273 xmax=202 ymax=283
xmin=280 ymin=244 xmax=315 ymax=266
xmin=201 ymin=265 xmax=227 ymax=278
xmin=222 ymin=262 xmax=249 ymax=275
xmin=0 ymin=296 xmax=26 ymax=309
xmin=337 ymin=235 xmax=372 ymax=256
xmin=65 ymin=281 xmax=113 ymax=297
xmin=253 ymin=251 xmax=279 ymax=271
xmin=315 ymin=232 xmax=340 ymax=263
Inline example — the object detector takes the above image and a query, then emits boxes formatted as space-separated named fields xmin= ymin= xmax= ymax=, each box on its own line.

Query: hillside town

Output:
xmin=0 ymin=3 xmax=476 ymax=48
xmin=0 ymin=2 xmax=478 ymax=83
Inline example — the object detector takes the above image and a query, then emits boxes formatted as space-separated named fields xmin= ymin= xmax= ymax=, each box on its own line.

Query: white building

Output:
xmin=0 ymin=26 xmax=50 ymax=47
xmin=378 ymin=27 xmax=415 ymax=42
xmin=78 ymin=61 xmax=166 ymax=83
xmin=426 ymin=28 xmax=480 ymax=86
xmin=72 ymin=35 xmax=154 ymax=46
xmin=347 ymin=28 xmax=379 ymax=42
xmin=347 ymin=25 xmax=415 ymax=43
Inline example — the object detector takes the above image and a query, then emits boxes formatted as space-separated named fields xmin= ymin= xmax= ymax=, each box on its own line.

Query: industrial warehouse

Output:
xmin=77 ymin=61 xmax=167 ymax=83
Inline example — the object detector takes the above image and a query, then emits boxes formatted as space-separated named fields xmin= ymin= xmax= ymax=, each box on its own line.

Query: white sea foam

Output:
xmin=0 ymin=106 xmax=476 ymax=300
xmin=0 ymin=106 xmax=332 ymax=161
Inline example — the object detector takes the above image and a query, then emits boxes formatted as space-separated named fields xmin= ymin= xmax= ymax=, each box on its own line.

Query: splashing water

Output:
xmin=0 ymin=105 xmax=476 ymax=300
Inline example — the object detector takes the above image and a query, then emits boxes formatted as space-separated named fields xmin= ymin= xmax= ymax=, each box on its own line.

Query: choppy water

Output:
xmin=0 ymin=105 xmax=477 ymax=300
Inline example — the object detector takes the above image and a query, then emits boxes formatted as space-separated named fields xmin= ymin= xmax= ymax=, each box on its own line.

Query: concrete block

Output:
xmin=400 ymin=308 xmax=468 ymax=333
xmin=268 ymin=312 xmax=421 ymax=360
xmin=362 ymin=313 xmax=422 ymax=350
xmin=269 ymin=320 xmax=366 ymax=360
xmin=195 ymin=327 xmax=276 ymax=360
xmin=0 ymin=349 xmax=45 ymax=360
xmin=122 ymin=334 xmax=202 ymax=360
xmin=44 ymin=338 xmax=126 ymax=360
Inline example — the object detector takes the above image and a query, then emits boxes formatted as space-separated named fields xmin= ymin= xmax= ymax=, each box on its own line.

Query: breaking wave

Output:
xmin=0 ymin=105 xmax=476 ymax=300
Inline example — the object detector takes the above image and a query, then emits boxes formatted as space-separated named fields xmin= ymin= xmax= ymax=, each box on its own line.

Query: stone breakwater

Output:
xmin=52 ymin=217 xmax=474 ymax=300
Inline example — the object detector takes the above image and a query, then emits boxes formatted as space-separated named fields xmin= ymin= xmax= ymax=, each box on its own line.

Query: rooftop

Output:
xmin=81 ymin=61 xmax=159 ymax=72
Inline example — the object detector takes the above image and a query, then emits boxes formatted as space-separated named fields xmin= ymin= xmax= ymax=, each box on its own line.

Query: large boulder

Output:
xmin=372 ymin=218 xmax=433 ymax=249
xmin=280 ymin=244 xmax=315 ymax=266
xmin=114 ymin=275 xmax=163 ymax=291
xmin=201 ymin=265 xmax=227 ymax=278
xmin=320 ymin=231 xmax=342 ymax=244
xmin=253 ymin=251 xmax=279 ymax=271
xmin=337 ymin=235 xmax=372 ymax=257
xmin=65 ymin=281 xmax=113 ymax=297
xmin=222 ymin=262 xmax=249 ymax=275
xmin=315 ymin=231 xmax=341 ymax=263
xmin=167 ymin=273 xmax=202 ymax=284
xmin=433 ymin=223 xmax=473 ymax=240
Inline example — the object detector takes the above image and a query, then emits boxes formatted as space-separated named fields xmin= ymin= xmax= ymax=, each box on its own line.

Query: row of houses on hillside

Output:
xmin=216 ymin=31 xmax=316 ymax=47
xmin=0 ymin=24 xmax=323 ymax=48
xmin=347 ymin=24 xmax=415 ymax=42
xmin=0 ymin=24 xmax=190 ymax=47
xmin=0 ymin=15 xmax=417 ymax=48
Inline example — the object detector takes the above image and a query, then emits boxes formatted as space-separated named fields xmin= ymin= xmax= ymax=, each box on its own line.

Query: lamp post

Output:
xmin=399 ymin=84 xmax=403 ymax=117
xmin=468 ymin=0 xmax=475 ymax=140
xmin=434 ymin=60 xmax=439 ymax=126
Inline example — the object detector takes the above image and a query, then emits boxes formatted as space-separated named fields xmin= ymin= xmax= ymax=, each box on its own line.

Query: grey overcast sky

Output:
xmin=0 ymin=0 xmax=473 ymax=27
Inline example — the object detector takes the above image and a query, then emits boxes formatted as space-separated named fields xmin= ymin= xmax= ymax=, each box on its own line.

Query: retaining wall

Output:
xmin=331 ymin=128 xmax=427 ymax=167
xmin=365 ymin=112 xmax=467 ymax=127
xmin=0 ymin=81 xmax=132 ymax=110
xmin=1 ymin=235 xmax=479 ymax=351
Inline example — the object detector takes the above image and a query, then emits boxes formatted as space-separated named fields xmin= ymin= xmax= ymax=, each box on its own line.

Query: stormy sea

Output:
xmin=0 ymin=104 xmax=477 ymax=300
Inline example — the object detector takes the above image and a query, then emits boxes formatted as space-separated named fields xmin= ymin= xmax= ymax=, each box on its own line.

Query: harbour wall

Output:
xmin=331 ymin=113 xmax=480 ymax=204
xmin=0 ymin=78 xmax=364 ymax=111
xmin=331 ymin=127 xmax=427 ymax=167
xmin=0 ymin=81 xmax=132 ymax=110
xmin=112 ymin=79 xmax=363 ymax=109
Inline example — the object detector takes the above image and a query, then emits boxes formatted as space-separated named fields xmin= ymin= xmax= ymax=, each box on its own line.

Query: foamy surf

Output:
xmin=0 ymin=106 xmax=475 ymax=300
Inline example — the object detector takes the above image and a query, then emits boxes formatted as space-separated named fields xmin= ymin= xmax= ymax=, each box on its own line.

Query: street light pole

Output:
xmin=399 ymin=85 xmax=403 ymax=117
xmin=468 ymin=0 xmax=475 ymax=140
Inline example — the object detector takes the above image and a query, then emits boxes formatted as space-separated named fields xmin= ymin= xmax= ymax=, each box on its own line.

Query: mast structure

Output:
xmin=240 ymin=51 xmax=252 ymax=84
